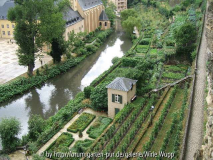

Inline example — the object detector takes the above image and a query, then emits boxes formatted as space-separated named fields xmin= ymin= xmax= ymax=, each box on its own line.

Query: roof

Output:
xmin=63 ymin=6 xmax=83 ymax=27
xmin=99 ymin=10 xmax=109 ymax=21
xmin=78 ymin=0 xmax=102 ymax=11
xmin=0 ymin=0 xmax=14 ymax=20
xmin=106 ymin=77 xmax=138 ymax=92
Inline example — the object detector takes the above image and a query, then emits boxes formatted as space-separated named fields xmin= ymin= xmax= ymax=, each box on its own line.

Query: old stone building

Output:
xmin=0 ymin=0 xmax=110 ymax=39
xmin=106 ymin=77 xmax=137 ymax=118
xmin=108 ymin=0 xmax=127 ymax=12
xmin=0 ymin=0 xmax=15 ymax=39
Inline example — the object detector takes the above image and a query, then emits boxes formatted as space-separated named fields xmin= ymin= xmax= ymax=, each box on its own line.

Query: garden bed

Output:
xmin=67 ymin=113 xmax=96 ymax=133
xmin=71 ymin=139 xmax=94 ymax=153
xmin=87 ymin=117 xmax=112 ymax=139
xmin=45 ymin=132 xmax=74 ymax=158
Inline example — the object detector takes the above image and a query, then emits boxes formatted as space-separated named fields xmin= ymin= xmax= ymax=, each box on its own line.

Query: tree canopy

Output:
xmin=8 ymin=0 xmax=68 ymax=75
xmin=0 ymin=117 xmax=21 ymax=153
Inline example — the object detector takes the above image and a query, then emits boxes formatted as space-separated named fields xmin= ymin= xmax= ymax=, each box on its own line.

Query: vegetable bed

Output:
xmin=67 ymin=113 xmax=96 ymax=133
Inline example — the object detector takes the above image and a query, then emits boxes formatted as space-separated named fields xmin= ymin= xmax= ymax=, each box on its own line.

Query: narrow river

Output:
xmin=0 ymin=20 xmax=132 ymax=141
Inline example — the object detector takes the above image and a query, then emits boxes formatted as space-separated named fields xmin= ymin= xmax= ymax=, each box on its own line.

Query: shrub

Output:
xmin=112 ymin=57 xmax=120 ymax=64
xmin=121 ymin=57 xmax=140 ymax=67
xmin=0 ymin=117 xmax=21 ymax=153
xmin=28 ymin=114 xmax=46 ymax=141
xmin=90 ymin=82 xmax=109 ymax=111
xmin=84 ymin=86 xmax=94 ymax=98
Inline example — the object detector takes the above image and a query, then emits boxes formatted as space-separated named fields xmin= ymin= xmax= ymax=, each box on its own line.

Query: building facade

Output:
xmin=0 ymin=0 xmax=110 ymax=40
xmin=0 ymin=1 xmax=15 ymax=39
xmin=106 ymin=77 xmax=137 ymax=118
xmin=108 ymin=0 xmax=127 ymax=12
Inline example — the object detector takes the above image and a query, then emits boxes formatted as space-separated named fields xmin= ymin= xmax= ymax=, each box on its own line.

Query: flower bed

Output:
xmin=87 ymin=117 xmax=112 ymax=139
xmin=67 ymin=113 xmax=96 ymax=133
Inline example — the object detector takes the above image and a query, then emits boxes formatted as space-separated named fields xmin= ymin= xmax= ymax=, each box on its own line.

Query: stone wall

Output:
xmin=206 ymin=1 xmax=213 ymax=52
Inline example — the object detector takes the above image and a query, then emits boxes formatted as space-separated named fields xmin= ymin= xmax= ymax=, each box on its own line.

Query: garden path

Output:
xmin=37 ymin=108 xmax=107 ymax=155
xmin=184 ymin=11 xmax=207 ymax=160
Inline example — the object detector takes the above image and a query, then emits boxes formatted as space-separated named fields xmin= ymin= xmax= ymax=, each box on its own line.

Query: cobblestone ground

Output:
xmin=184 ymin=17 xmax=207 ymax=159
xmin=0 ymin=39 xmax=52 ymax=84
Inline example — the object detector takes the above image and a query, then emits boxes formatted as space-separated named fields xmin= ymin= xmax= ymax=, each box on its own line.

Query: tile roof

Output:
xmin=78 ymin=0 xmax=102 ymax=11
xmin=63 ymin=6 xmax=83 ymax=27
xmin=0 ymin=0 xmax=14 ymax=20
xmin=99 ymin=10 xmax=109 ymax=21
xmin=106 ymin=77 xmax=138 ymax=92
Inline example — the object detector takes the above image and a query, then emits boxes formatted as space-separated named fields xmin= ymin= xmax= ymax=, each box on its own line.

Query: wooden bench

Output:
xmin=131 ymin=95 xmax=137 ymax=102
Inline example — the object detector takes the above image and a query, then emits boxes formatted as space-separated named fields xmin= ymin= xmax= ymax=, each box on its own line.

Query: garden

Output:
xmin=67 ymin=113 xmax=96 ymax=133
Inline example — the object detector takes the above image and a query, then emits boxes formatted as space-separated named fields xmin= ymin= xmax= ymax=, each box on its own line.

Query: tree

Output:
xmin=0 ymin=117 xmax=21 ymax=153
xmin=174 ymin=22 xmax=197 ymax=60
xmin=79 ymin=130 xmax=83 ymax=138
xmin=122 ymin=16 xmax=141 ymax=34
xmin=8 ymin=0 xmax=68 ymax=75
xmin=105 ymin=2 xmax=116 ymax=26
xmin=28 ymin=114 xmax=46 ymax=141
xmin=39 ymin=0 xmax=69 ymax=63
xmin=120 ymin=9 xmax=138 ymax=21
xmin=90 ymin=82 xmax=109 ymax=111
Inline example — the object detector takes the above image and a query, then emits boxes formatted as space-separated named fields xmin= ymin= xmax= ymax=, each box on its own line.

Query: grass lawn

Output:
xmin=67 ymin=112 xmax=96 ymax=133
xmin=87 ymin=116 xmax=112 ymax=139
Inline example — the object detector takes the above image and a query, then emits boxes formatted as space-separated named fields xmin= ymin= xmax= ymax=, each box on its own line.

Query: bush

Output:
xmin=86 ymin=45 xmax=98 ymax=54
xmin=121 ymin=57 xmax=140 ymax=67
xmin=28 ymin=114 xmax=46 ymax=141
xmin=112 ymin=57 xmax=120 ymax=64
xmin=0 ymin=117 xmax=21 ymax=153
xmin=84 ymin=86 xmax=94 ymax=98
xmin=90 ymin=82 xmax=109 ymax=111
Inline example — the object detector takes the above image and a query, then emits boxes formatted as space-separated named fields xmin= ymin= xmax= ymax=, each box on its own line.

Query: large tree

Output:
xmin=174 ymin=21 xmax=197 ymax=59
xmin=8 ymin=0 xmax=68 ymax=75
xmin=0 ymin=117 xmax=21 ymax=153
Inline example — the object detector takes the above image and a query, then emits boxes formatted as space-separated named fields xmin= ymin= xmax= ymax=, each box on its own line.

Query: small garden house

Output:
xmin=106 ymin=77 xmax=137 ymax=118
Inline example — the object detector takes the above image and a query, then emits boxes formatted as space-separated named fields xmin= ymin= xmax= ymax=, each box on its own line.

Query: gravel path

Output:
xmin=184 ymin=15 xmax=207 ymax=160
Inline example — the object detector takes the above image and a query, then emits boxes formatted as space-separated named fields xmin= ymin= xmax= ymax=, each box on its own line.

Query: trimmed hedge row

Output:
xmin=67 ymin=112 xmax=96 ymax=133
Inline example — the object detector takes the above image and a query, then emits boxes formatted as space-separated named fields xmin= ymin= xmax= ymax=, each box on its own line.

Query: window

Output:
xmin=7 ymin=24 xmax=9 ymax=28
xmin=1 ymin=25 xmax=4 ymax=28
xmin=115 ymin=95 xmax=119 ymax=103
xmin=12 ymin=24 xmax=15 ymax=28
xmin=2 ymin=31 xmax=5 ymax=35
xmin=8 ymin=31 xmax=10 ymax=35
xmin=105 ymin=22 xmax=107 ymax=26
xmin=112 ymin=94 xmax=122 ymax=104
xmin=99 ymin=22 xmax=102 ymax=26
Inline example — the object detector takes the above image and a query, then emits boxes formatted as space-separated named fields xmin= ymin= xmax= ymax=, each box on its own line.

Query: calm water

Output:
xmin=0 ymin=20 xmax=132 ymax=141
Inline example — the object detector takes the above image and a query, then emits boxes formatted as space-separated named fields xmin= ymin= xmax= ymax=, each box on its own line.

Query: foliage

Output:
xmin=0 ymin=117 xmax=21 ymax=153
xmin=90 ymin=82 xmax=109 ymax=111
xmin=45 ymin=133 xmax=74 ymax=158
xmin=112 ymin=57 xmax=120 ymax=64
xmin=121 ymin=57 xmax=140 ymax=67
xmin=105 ymin=2 xmax=116 ymax=26
xmin=71 ymin=139 xmax=93 ymax=153
xmin=84 ymin=86 xmax=94 ymax=99
xmin=87 ymin=117 xmax=112 ymax=139
xmin=174 ymin=21 xmax=197 ymax=59
xmin=32 ymin=154 xmax=45 ymax=160
xmin=67 ymin=113 xmax=96 ymax=133
xmin=28 ymin=114 xmax=46 ymax=141
xmin=122 ymin=16 xmax=142 ymax=34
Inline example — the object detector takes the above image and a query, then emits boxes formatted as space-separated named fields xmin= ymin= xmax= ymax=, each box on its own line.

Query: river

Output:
xmin=0 ymin=20 xmax=132 ymax=142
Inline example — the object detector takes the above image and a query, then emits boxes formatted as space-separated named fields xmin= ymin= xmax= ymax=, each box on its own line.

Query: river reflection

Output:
xmin=0 ymin=20 xmax=132 ymax=140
